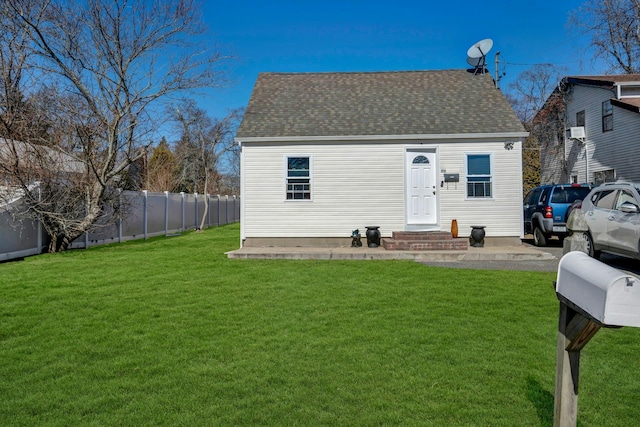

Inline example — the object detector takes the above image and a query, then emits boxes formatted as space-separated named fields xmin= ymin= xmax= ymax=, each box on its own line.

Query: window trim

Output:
xmin=594 ymin=169 xmax=615 ymax=186
xmin=285 ymin=155 xmax=313 ymax=201
xmin=465 ymin=152 xmax=494 ymax=199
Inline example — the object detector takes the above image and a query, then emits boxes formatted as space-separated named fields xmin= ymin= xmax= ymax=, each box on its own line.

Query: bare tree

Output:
xmin=0 ymin=0 xmax=227 ymax=252
xmin=570 ymin=0 xmax=640 ymax=73
xmin=507 ymin=64 xmax=568 ymax=191
xmin=0 ymin=1 xmax=38 ymax=142
xmin=172 ymin=101 xmax=241 ymax=230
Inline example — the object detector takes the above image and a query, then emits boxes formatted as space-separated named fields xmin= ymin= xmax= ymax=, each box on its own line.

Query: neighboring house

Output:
xmin=235 ymin=70 xmax=528 ymax=247
xmin=535 ymin=74 xmax=640 ymax=185
xmin=0 ymin=137 xmax=85 ymax=204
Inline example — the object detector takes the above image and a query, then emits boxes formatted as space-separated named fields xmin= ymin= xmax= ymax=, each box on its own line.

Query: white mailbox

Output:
xmin=556 ymin=251 xmax=640 ymax=327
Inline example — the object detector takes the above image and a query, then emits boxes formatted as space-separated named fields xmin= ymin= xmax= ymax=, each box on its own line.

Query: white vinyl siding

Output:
xmin=241 ymin=138 xmax=524 ymax=239
xmin=243 ymin=141 xmax=405 ymax=238
xmin=438 ymin=141 xmax=523 ymax=238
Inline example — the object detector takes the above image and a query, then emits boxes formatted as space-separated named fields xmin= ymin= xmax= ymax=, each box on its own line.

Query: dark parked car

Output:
xmin=581 ymin=182 xmax=640 ymax=260
xmin=523 ymin=183 xmax=593 ymax=246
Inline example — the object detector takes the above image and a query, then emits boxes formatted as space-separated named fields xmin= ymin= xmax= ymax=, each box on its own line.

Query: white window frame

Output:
xmin=285 ymin=155 xmax=313 ymax=201
xmin=594 ymin=169 xmax=615 ymax=186
xmin=465 ymin=153 xmax=494 ymax=199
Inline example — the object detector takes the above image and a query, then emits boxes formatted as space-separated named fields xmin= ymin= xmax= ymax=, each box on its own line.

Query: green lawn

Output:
xmin=1 ymin=223 xmax=638 ymax=426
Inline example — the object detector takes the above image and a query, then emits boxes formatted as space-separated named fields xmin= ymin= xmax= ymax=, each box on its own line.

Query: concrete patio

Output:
xmin=226 ymin=242 xmax=556 ymax=261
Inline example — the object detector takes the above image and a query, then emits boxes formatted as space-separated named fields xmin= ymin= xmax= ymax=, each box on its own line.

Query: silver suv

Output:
xmin=581 ymin=182 xmax=640 ymax=260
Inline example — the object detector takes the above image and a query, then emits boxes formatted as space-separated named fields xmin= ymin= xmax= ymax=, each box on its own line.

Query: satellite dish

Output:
xmin=466 ymin=56 xmax=483 ymax=67
xmin=467 ymin=38 xmax=493 ymax=58
xmin=466 ymin=38 xmax=493 ymax=74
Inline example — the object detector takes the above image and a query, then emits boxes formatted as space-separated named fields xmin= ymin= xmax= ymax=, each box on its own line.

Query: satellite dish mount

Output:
xmin=466 ymin=38 xmax=493 ymax=75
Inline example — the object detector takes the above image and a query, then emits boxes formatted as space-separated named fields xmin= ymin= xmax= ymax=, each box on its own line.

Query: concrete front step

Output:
xmin=383 ymin=238 xmax=469 ymax=251
xmin=391 ymin=231 xmax=455 ymax=241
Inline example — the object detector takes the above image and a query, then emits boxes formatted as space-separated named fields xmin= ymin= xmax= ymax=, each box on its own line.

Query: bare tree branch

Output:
xmin=0 ymin=0 xmax=229 ymax=252
xmin=570 ymin=0 xmax=640 ymax=73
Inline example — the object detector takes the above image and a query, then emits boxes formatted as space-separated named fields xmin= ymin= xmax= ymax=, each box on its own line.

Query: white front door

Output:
xmin=406 ymin=151 xmax=437 ymax=225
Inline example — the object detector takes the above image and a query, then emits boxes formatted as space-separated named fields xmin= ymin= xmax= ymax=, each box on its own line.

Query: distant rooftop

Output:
xmin=566 ymin=74 xmax=640 ymax=85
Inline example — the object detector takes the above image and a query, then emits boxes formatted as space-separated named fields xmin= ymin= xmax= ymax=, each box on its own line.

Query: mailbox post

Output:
xmin=554 ymin=251 xmax=640 ymax=427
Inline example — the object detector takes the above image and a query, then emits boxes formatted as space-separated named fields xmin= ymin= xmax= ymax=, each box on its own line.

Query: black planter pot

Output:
xmin=365 ymin=226 xmax=381 ymax=248
xmin=469 ymin=226 xmax=486 ymax=247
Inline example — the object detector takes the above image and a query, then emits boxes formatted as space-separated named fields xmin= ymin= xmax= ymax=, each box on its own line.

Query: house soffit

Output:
xmin=235 ymin=131 xmax=529 ymax=144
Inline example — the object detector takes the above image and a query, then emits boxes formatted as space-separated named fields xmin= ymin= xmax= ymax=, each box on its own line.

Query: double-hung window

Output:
xmin=466 ymin=154 xmax=492 ymax=198
xmin=286 ymin=156 xmax=311 ymax=200
xmin=602 ymin=100 xmax=613 ymax=132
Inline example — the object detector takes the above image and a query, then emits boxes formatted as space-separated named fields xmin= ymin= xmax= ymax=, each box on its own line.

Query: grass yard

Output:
xmin=1 ymin=223 xmax=638 ymax=426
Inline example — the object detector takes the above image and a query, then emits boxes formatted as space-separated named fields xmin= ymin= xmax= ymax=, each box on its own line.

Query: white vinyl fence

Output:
xmin=0 ymin=191 xmax=240 ymax=262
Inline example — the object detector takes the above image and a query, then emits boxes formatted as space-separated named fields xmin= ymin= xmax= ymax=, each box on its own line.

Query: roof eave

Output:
xmin=611 ymin=98 xmax=640 ymax=114
xmin=236 ymin=132 xmax=529 ymax=144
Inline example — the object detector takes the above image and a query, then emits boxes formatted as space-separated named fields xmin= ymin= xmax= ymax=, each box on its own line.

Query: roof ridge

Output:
xmin=258 ymin=69 xmax=473 ymax=76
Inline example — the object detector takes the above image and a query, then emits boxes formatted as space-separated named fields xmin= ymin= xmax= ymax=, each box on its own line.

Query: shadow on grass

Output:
xmin=526 ymin=377 xmax=554 ymax=426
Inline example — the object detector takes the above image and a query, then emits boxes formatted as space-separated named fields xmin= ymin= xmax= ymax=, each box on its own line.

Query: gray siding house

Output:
xmin=538 ymin=74 xmax=640 ymax=185
xmin=235 ymin=69 xmax=528 ymax=247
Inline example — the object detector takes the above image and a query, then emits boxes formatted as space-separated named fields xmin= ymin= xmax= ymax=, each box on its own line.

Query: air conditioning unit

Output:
xmin=569 ymin=126 xmax=586 ymax=139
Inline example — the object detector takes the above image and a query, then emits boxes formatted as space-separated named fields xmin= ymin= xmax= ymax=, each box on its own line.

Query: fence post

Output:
xmin=194 ymin=192 xmax=199 ymax=229
xmin=181 ymin=192 xmax=185 ymax=231
xmin=164 ymin=191 xmax=169 ymax=236
xmin=225 ymin=195 xmax=229 ymax=225
xmin=217 ymin=195 xmax=221 ymax=226
xmin=118 ymin=189 xmax=123 ymax=243
xmin=143 ymin=190 xmax=148 ymax=240
xmin=37 ymin=215 xmax=43 ymax=253
xmin=206 ymin=194 xmax=211 ymax=228
xmin=83 ymin=196 xmax=89 ymax=249
xmin=37 ymin=187 xmax=43 ymax=253
xmin=233 ymin=195 xmax=237 ymax=223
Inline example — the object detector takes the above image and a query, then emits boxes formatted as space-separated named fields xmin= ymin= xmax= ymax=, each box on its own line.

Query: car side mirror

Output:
xmin=619 ymin=202 xmax=640 ymax=214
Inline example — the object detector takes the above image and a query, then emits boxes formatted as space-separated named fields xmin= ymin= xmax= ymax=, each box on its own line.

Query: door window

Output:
xmin=615 ymin=190 xmax=638 ymax=210
xmin=524 ymin=188 xmax=541 ymax=206
xmin=593 ymin=189 xmax=616 ymax=209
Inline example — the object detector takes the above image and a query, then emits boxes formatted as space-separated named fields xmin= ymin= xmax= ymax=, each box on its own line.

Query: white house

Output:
xmin=538 ymin=74 xmax=640 ymax=185
xmin=235 ymin=70 xmax=528 ymax=248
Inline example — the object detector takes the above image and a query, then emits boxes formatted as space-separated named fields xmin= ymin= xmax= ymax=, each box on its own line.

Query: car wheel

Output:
xmin=533 ymin=226 xmax=547 ymax=247
xmin=584 ymin=232 xmax=600 ymax=259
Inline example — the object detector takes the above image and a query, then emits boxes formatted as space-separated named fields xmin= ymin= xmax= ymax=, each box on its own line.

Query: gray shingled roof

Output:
xmin=236 ymin=69 xmax=525 ymax=139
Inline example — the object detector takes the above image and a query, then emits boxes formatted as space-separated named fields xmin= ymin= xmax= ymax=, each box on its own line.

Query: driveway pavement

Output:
xmin=422 ymin=236 xmax=638 ymax=276
xmin=419 ymin=238 xmax=561 ymax=272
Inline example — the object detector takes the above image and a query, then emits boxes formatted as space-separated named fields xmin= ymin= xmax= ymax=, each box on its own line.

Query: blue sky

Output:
xmin=200 ymin=0 xmax=597 ymax=119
